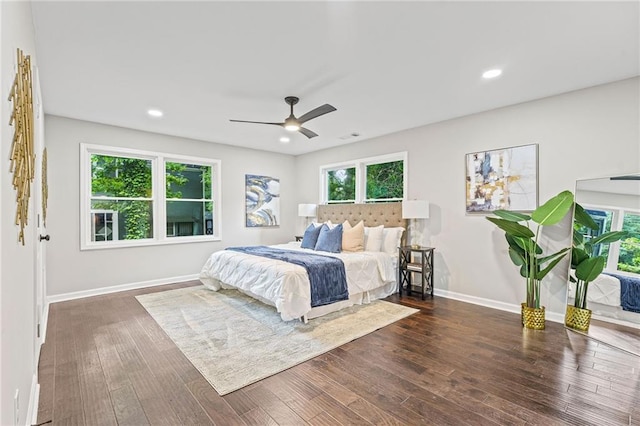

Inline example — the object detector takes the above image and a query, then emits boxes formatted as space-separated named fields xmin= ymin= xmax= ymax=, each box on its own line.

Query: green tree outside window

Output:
xmin=91 ymin=154 xmax=153 ymax=240
xmin=365 ymin=160 xmax=403 ymax=201
xmin=328 ymin=168 xmax=356 ymax=202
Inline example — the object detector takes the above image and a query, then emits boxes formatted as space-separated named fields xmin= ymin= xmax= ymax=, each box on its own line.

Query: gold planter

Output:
xmin=565 ymin=305 xmax=592 ymax=332
xmin=521 ymin=303 xmax=545 ymax=330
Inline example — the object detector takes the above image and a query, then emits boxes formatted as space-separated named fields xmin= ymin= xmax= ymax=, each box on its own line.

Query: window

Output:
xmin=365 ymin=160 xmax=404 ymax=202
xmin=579 ymin=209 xmax=613 ymax=258
xmin=165 ymin=162 xmax=214 ymax=237
xmin=321 ymin=152 xmax=407 ymax=204
xmin=577 ymin=206 xmax=640 ymax=275
xmin=327 ymin=167 xmax=356 ymax=203
xmin=620 ymin=212 xmax=640 ymax=274
xmin=90 ymin=154 xmax=154 ymax=241
xmin=81 ymin=144 xmax=221 ymax=249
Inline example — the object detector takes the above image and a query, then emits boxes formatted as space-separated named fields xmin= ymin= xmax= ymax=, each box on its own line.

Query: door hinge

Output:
xmin=37 ymin=323 xmax=40 ymax=338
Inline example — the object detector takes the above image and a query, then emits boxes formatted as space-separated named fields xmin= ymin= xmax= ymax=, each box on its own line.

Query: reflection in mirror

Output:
xmin=567 ymin=173 xmax=640 ymax=356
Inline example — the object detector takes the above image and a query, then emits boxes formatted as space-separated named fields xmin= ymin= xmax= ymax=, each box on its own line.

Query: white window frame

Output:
xmin=581 ymin=203 xmax=640 ymax=276
xmin=163 ymin=156 xmax=219 ymax=239
xmin=319 ymin=152 xmax=408 ymax=204
xmin=80 ymin=144 xmax=222 ymax=250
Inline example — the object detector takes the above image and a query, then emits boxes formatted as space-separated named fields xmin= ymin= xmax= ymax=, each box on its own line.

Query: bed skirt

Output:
xmin=202 ymin=278 xmax=397 ymax=322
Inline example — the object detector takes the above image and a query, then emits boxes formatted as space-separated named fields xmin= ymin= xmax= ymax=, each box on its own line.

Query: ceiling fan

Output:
xmin=230 ymin=96 xmax=336 ymax=139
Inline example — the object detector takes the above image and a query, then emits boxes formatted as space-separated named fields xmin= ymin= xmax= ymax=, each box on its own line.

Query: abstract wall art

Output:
xmin=465 ymin=144 xmax=538 ymax=213
xmin=246 ymin=174 xmax=280 ymax=227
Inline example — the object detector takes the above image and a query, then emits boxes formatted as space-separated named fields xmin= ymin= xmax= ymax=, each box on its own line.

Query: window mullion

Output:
xmin=90 ymin=196 xmax=153 ymax=201
xmin=608 ymin=209 xmax=624 ymax=271
xmin=402 ymin=151 xmax=409 ymax=199
xmin=157 ymin=156 xmax=166 ymax=241
xmin=319 ymin=168 xmax=325 ymax=204
xmin=213 ymin=162 xmax=221 ymax=238
xmin=356 ymin=161 xmax=364 ymax=203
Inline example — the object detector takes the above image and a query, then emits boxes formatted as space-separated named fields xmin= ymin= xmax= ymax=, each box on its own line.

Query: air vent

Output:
xmin=339 ymin=132 xmax=360 ymax=140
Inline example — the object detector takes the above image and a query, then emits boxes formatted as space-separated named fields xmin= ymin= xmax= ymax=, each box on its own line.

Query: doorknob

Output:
xmin=39 ymin=234 xmax=50 ymax=241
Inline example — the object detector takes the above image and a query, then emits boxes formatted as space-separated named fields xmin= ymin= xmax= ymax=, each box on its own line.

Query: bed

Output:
xmin=568 ymin=273 xmax=640 ymax=327
xmin=199 ymin=203 xmax=406 ymax=321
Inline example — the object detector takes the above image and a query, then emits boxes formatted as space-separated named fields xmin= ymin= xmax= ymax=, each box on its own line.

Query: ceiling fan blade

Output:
xmin=297 ymin=104 xmax=337 ymax=124
xmin=298 ymin=127 xmax=319 ymax=139
xmin=230 ymin=119 xmax=283 ymax=126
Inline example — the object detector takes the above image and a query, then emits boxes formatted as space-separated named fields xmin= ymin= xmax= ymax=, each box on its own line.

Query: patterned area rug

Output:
xmin=136 ymin=286 xmax=418 ymax=395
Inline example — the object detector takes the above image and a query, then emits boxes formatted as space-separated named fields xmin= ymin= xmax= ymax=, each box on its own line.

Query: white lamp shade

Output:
xmin=298 ymin=203 xmax=317 ymax=217
xmin=402 ymin=200 xmax=429 ymax=219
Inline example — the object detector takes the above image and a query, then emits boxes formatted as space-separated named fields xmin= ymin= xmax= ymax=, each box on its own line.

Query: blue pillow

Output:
xmin=315 ymin=223 xmax=343 ymax=253
xmin=300 ymin=223 xmax=322 ymax=249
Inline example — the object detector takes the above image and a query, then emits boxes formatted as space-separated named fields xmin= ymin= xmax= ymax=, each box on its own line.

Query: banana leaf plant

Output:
xmin=570 ymin=203 xmax=627 ymax=309
xmin=486 ymin=190 xmax=574 ymax=309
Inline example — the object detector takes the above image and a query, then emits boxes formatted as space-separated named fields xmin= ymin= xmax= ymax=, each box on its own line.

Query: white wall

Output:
xmin=46 ymin=116 xmax=297 ymax=296
xmin=295 ymin=77 xmax=640 ymax=317
xmin=1 ymin=2 xmax=38 ymax=424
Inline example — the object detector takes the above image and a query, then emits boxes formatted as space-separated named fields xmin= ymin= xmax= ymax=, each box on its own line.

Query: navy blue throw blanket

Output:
xmin=604 ymin=272 xmax=640 ymax=313
xmin=226 ymin=246 xmax=349 ymax=308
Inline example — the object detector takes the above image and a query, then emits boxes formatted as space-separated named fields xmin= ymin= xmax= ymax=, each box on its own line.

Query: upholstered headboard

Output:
xmin=317 ymin=203 xmax=406 ymax=229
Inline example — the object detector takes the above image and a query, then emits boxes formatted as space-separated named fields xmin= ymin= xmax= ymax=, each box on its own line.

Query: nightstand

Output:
xmin=398 ymin=246 xmax=434 ymax=300
xmin=295 ymin=235 xmax=303 ymax=242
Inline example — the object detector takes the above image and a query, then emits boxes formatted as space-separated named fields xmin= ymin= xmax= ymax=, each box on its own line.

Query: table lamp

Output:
xmin=298 ymin=203 xmax=317 ymax=229
xmin=402 ymin=200 xmax=430 ymax=249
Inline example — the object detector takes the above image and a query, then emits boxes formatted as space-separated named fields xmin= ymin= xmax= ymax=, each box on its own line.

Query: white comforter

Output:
xmin=199 ymin=242 xmax=396 ymax=321
xmin=568 ymin=274 xmax=620 ymax=306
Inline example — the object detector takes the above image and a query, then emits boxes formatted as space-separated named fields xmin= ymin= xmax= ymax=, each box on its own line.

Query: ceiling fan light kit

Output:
xmin=230 ymin=96 xmax=336 ymax=139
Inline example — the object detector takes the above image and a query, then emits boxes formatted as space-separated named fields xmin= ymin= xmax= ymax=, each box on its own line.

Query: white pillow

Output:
xmin=342 ymin=220 xmax=364 ymax=252
xmin=327 ymin=220 xmax=339 ymax=229
xmin=311 ymin=221 xmax=337 ymax=229
xmin=364 ymin=225 xmax=384 ymax=252
xmin=381 ymin=227 xmax=405 ymax=255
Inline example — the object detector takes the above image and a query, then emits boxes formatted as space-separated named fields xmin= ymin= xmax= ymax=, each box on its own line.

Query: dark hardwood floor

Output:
xmin=37 ymin=281 xmax=640 ymax=425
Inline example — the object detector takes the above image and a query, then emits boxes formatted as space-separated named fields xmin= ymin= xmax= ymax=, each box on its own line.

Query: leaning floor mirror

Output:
xmin=565 ymin=173 xmax=640 ymax=356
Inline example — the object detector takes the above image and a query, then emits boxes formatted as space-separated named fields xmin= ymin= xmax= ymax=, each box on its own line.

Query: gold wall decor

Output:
xmin=8 ymin=48 xmax=35 ymax=245
xmin=42 ymin=148 xmax=48 ymax=227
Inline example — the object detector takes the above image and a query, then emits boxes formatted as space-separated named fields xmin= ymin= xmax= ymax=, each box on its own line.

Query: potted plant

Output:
xmin=565 ymin=202 xmax=627 ymax=331
xmin=486 ymin=190 xmax=574 ymax=329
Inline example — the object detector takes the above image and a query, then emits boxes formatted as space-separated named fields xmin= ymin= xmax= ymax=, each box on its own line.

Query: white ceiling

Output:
xmin=31 ymin=1 xmax=639 ymax=156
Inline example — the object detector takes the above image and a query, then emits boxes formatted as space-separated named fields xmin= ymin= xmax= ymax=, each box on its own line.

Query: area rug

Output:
xmin=136 ymin=286 xmax=418 ymax=395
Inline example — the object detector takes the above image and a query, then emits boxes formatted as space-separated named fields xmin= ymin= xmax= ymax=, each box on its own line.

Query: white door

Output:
xmin=33 ymin=67 xmax=48 ymax=358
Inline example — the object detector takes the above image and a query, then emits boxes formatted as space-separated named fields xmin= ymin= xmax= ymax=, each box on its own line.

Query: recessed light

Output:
xmin=147 ymin=109 xmax=163 ymax=117
xmin=279 ymin=137 xmax=290 ymax=143
xmin=482 ymin=69 xmax=502 ymax=79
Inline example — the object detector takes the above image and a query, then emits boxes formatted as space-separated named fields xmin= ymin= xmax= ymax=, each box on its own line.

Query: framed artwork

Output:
xmin=246 ymin=174 xmax=280 ymax=227
xmin=465 ymin=144 xmax=538 ymax=213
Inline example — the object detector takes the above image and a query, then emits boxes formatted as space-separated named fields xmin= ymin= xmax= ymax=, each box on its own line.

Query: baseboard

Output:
xmin=591 ymin=312 xmax=640 ymax=330
xmin=27 ymin=376 xmax=39 ymax=426
xmin=433 ymin=288 xmax=565 ymax=324
xmin=41 ymin=302 xmax=49 ymax=344
xmin=47 ymin=274 xmax=200 ymax=304
xmin=545 ymin=310 xmax=565 ymax=324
